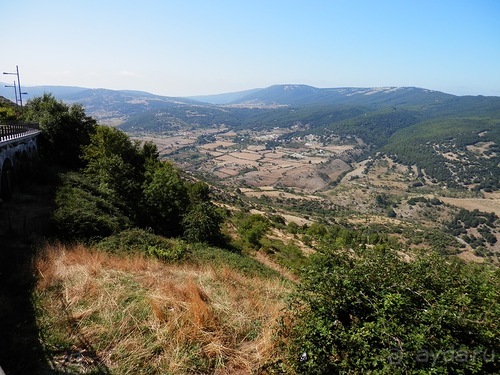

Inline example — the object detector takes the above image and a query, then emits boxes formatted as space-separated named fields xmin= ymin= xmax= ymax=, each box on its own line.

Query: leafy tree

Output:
xmin=187 ymin=181 xmax=211 ymax=203
xmin=182 ymin=201 xmax=225 ymax=245
xmin=141 ymin=162 xmax=189 ymax=237
xmin=0 ymin=105 xmax=19 ymax=123
xmin=53 ymin=125 xmax=165 ymax=241
xmin=82 ymin=125 xmax=154 ymax=169
xmin=24 ymin=93 xmax=96 ymax=168
xmin=48 ymin=115 xmax=225 ymax=246
xmin=53 ymin=172 xmax=132 ymax=240
xmin=279 ymin=247 xmax=499 ymax=374
xmin=237 ymin=214 xmax=270 ymax=249
xmin=306 ymin=222 xmax=328 ymax=238
xmin=182 ymin=181 xmax=226 ymax=245
xmin=81 ymin=125 xmax=152 ymax=216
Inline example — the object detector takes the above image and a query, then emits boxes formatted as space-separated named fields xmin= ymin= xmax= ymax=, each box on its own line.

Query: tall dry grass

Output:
xmin=34 ymin=242 xmax=290 ymax=374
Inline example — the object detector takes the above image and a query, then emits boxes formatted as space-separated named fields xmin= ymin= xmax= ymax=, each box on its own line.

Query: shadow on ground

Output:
xmin=0 ymin=180 xmax=111 ymax=374
xmin=0 ymin=179 xmax=53 ymax=373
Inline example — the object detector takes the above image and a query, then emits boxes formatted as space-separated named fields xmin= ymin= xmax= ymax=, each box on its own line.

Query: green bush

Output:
xmin=141 ymin=162 xmax=189 ymax=237
xmin=269 ymin=214 xmax=286 ymax=228
xmin=287 ymin=221 xmax=300 ymax=235
xmin=25 ymin=93 xmax=97 ymax=169
xmin=279 ymin=247 xmax=499 ymax=374
xmin=96 ymin=228 xmax=189 ymax=261
xmin=236 ymin=214 xmax=270 ymax=249
xmin=182 ymin=202 xmax=225 ymax=245
xmin=386 ymin=208 xmax=397 ymax=218
xmin=408 ymin=196 xmax=428 ymax=206
xmin=53 ymin=172 xmax=132 ymax=240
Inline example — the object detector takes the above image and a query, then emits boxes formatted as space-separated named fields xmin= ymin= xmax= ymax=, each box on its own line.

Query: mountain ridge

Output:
xmin=3 ymin=82 xmax=494 ymax=107
xmin=2 ymin=83 xmax=499 ymax=128
xmin=226 ymin=84 xmax=455 ymax=107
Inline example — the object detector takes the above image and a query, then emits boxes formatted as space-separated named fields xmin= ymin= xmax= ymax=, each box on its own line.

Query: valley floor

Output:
xmin=135 ymin=130 xmax=500 ymax=264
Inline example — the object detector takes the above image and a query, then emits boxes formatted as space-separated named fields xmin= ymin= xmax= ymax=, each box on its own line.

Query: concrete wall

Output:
xmin=0 ymin=133 xmax=39 ymax=200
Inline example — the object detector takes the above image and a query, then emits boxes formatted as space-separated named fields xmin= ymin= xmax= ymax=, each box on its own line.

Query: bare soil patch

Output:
xmin=440 ymin=197 xmax=500 ymax=216
xmin=466 ymin=141 xmax=496 ymax=158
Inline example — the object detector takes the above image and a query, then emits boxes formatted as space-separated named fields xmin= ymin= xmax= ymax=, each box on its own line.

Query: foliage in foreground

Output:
xmin=21 ymin=95 xmax=225 ymax=246
xmin=53 ymin=172 xmax=133 ymax=239
xmin=279 ymin=247 xmax=499 ymax=374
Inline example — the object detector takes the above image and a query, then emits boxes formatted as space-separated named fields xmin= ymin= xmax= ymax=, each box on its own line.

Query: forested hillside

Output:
xmin=384 ymin=117 xmax=500 ymax=190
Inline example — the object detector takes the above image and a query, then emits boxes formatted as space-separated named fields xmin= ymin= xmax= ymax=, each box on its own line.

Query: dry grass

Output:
xmin=34 ymin=243 xmax=290 ymax=374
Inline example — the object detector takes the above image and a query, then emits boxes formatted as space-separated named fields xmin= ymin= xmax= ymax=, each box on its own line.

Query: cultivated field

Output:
xmin=139 ymin=128 xmax=358 ymax=194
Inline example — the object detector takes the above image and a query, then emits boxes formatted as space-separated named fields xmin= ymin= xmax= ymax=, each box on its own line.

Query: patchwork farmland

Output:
xmin=136 ymin=127 xmax=360 ymax=196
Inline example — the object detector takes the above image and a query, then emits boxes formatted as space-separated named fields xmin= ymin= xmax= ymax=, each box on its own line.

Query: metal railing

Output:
xmin=0 ymin=123 xmax=40 ymax=143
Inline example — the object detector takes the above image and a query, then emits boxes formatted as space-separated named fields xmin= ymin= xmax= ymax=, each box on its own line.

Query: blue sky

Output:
xmin=1 ymin=0 xmax=499 ymax=96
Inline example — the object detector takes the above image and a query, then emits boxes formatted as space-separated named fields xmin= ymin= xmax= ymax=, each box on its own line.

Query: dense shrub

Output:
xmin=96 ymin=228 xmax=189 ymax=261
xmin=52 ymin=123 xmax=224 ymax=244
xmin=141 ymin=162 xmax=189 ymax=237
xmin=182 ymin=202 xmax=225 ymax=245
xmin=287 ymin=221 xmax=300 ymax=234
xmin=53 ymin=172 xmax=132 ymax=240
xmin=447 ymin=208 xmax=498 ymax=251
xmin=279 ymin=247 xmax=499 ymax=374
xmin=237 ymin=214 xmax=270 ymax=249
xmin=408 ymin=196 xmax=428 ymax=206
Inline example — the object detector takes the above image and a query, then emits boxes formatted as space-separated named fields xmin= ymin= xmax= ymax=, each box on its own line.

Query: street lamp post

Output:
xmin=20 ymin=91 xmax=28 ymax=107
xmin=4 ymin=81 xmax=18 ymax=105
xmin=3 ymin=65 xmax=26 ymax=110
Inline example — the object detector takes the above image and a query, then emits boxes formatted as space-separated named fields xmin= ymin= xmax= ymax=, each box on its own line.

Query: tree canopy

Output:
xmin=24 ymin=93 xmax=97 ymax=169
xmin=43 ymin=119 xmax=225 ymax=245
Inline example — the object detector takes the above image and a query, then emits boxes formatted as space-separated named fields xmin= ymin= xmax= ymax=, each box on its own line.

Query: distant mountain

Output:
xmin=232 ymin=84 xmax=322 ymax=105
xmin=188 ymin=88 xmax=262 ymax=104
xmin=60 ymin=88 xmax=201 ymax=125
xmin=1 ymin=83 xmax=499 ymax=129
xmin=0 ymin=84 xmax=199 ymax=125
xmin=228 ymin=84 xmax=454 ymax=107
xmin=2 ymin=82 xmax=499 ymax=189
xmin=0 ymin=95 xmax=15 ymax=106
xmin=0 ymin=84 xmax=88 ymax=103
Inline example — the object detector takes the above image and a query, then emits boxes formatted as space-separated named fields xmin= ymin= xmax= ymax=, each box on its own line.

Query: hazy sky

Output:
xmin=1 ymin=0 xmax=499 ymax=97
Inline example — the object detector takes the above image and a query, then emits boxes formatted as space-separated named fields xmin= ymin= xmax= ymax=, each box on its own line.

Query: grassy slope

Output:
xmin=33 ymin=243 xmax=291 ymax=374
